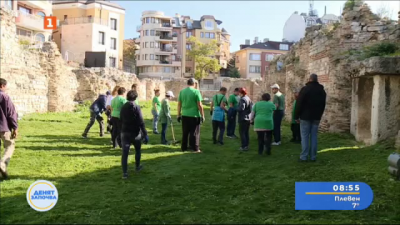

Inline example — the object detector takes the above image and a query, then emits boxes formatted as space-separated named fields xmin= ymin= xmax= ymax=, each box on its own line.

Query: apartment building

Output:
xmin=0 ymin=0 xmax=53 ymax=46
xmin=235 ymin=38 xmax=293 ymax=79
xmin=52 ymin=0 xmax=125 ymax=69
xmin=135 ymin=11 xmax=230 ymax=79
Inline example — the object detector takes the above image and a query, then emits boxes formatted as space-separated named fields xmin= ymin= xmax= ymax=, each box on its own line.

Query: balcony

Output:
xmin=60 ymin=17 xmax=108 ymax=26
xmin=15 ymin=12 xmax=45 ymax=31
xmin=159 ymin=60 xmax=181 ymax=66
xmin=155 ymin=35 xmax=178 ymax=42
xmin=155 ymin=47 xmax=177 ymax=55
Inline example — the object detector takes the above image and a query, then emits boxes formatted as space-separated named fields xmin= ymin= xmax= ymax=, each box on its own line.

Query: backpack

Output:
xmin=212 ymin=95 xmax=225 ymax=122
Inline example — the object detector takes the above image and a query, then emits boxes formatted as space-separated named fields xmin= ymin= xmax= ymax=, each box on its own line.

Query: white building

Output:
xmin=283 ymin=11 xmax=340 ymax=43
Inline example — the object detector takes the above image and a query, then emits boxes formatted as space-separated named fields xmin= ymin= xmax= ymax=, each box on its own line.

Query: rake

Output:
xmin=169 ymin=122 xmax=180 ymax=145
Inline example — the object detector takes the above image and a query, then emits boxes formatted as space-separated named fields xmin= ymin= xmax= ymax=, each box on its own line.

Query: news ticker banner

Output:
xmin=295 ymin=182 xmax=373 ymax=210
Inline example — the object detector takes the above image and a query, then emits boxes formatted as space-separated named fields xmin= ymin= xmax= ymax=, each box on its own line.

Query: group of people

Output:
xmin=0 ymin=73 xmax=326 ymax=180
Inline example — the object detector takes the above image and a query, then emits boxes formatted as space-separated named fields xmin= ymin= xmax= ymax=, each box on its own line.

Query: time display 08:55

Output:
xmin=333 ymin=185 xmax=360 ymax=191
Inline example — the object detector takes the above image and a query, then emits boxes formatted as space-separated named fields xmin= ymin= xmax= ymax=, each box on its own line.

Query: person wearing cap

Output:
xmin=177 ymin=78 xmax=205 ymax=153
xmin=295 ymin=74 xmax=326 ymax=162
xmin=227 ymin=88 xmax=240 ymax=139
xmin=159 ymin=91 xmax=175 ymax=145
xmin=271 ymin=83 xmax=285 ymax=146
xmin=237 ymin=87 xmax=253 ymax=151
xmin=210 ymin=87 xmax=228 ymax=145
xmin=152 ymin=89 xmax=161 ymax=134
xmin=291 ymin=89 xmax=301 ymax=143
xmin=82 ymin=91 xmax=108 ymax=138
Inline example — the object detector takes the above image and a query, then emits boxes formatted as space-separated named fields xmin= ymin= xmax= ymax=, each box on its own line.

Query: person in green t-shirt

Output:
xmin=291 ymin=90 xmax=301 ymax=143
xmin=151 ymin=89 xmax=161 ymax=134
xmin=159 ymin=91 xmax=175 ymax=144
xmin=177 ymin=78 xmax=205 ymax=153
xmin=110 ymin=87 xmax=127 ymax=149
xmin=210 ymin=87 xmax=228 ymax=145
xmin=227 ymin=88 xmax=240 ymax=138
xmin=271 ymin=83 xmax=285 ymax=146
xmin=251 ymin=93 xmax=276 ymax=155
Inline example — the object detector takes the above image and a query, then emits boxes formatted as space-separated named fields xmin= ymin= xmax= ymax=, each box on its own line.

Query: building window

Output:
xmin=210 ymin=33 xmax=215 ymax=39
xmin=5 ymin=0 xmax=13 ymax=9
xmin=205 ymin=32 xmax=210 ymax=38
xmin=155 ymin=18 xmax=159 ymax=24
xmin=137 ymin=55 xmax=140 ymax=60
xmin=155 ymin=55 xmax=160 ymax=60
xmin=146 ymin=17 xmax=150 ymax=23
xmin=109 ymin=57 xmax=116 ymax=67
xmin=249 ymin=53 xmax=261 ymax=61
xmin=18 ymin=6 xmax=32 ymax=15
xmin=150 ymin=42 xmax=154 ymax=48
xmin=110 ymin=18 xmax=117 ymax=30
xmin=186 ymin=55 xmax=192 ymax=61
xmin=17 ymin=28 xmax=32 ymax=37
xmin=163 ymin=67 xmax=172 ymax=73
xmin=200 ymin=32 xmax=204 ymax=38
xmin=150 ymin=54 xmax=154 ymax=60
xmin=99 ymin=32 xmax=105 ymax=45
xmin=151 ymin=17 xmax=155 ymax=23
xmin=279 ymin=44 xmax=289 ymax=50
xmin=155 ymin=42 xmax=159 ymax=48
xmin=266 ymin=54 xmax=274 ymax=61
xmin=265 ymin=66 xmax=269 ymax=72
xmin=145 ymin=30 xmax=149 ymax=36
xmin=186 ymin=44 xmax=192 ymax=50
xmin=205 ymin=21 xmax=213 ymax=29
xmin=110 ymin=38 xmax=116 ymax=50
xmin=249 ymin=66 xmax=261 ymax=73
xmin=64 ymin=15 xmax=67 ymax=20
xmin=186 ymin=31 xmax=192 ymax=38
xmin=35 ymin=33 xmax=45 ymax=43
xmin=150 ymin=30 xmax=155 ymax=36
xmin=145 ymin=42 xmax=148 ymax=48
xmin=37 ymin=11 xmax=45 ymax=18
xmin=186 ymin=21 xmax=192 ymax=29
xmin=145 ymin=54 xmax=148 ymax=60
xmin=185 ymin=67 xmax=192 ymax=73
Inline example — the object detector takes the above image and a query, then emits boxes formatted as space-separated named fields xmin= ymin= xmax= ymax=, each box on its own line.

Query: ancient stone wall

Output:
xmin=265 ymin=1 xmax=400 ymax=133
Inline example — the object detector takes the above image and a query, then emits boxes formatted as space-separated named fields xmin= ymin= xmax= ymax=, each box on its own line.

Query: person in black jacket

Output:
xmin=82 ymin=92 xmax=108 ymax=138
xmin=295 ymin=74 xmax=327 ymax=162
xmin=120 ymin=90 xmax=149 ymax=179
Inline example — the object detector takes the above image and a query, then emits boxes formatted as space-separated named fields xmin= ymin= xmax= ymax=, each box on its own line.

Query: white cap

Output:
xmin=166 ymin=91 xmax=175 ymax=98
xmin=271 ymin=84 xmax=280 ymax=89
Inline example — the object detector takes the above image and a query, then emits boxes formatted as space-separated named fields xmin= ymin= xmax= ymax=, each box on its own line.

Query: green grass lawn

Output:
xmin=1 ymin=101 xmax=399 ymax=224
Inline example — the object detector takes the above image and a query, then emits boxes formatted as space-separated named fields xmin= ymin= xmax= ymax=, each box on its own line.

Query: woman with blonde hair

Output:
xmin=105 ymin=85 xmax=120 ymax=133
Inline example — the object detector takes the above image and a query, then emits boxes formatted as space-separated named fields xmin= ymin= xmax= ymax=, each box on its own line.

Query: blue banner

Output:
xmin=295 ymin=182 xmax=373 ymax=210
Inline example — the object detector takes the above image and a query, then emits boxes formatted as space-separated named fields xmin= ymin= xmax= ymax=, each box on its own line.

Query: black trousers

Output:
xmin=121 ymin=132 xmax=142 ymax=174
xmin=105 ymin=109 xmax=112 ymax=133
xmin=257 ymin=131 xmax=272 ymax=155
xmin=111 ymin=117 xmax=122 ymax=148
xmin=291 ymin=123 xmax=301 ymax=141
xmin=212 ymin=120 xmax=225 ymax=143
xmin=83 ymin=111 xmax=104 ymax=136
xmin=181 ymin=116 xmax=201 ymax=151
xmin=239 ymin=120 xmax=250 ymax=148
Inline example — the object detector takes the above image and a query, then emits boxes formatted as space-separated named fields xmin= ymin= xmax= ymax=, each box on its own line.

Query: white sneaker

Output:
xmin=271 ymin=142 xmax=281 ymax=146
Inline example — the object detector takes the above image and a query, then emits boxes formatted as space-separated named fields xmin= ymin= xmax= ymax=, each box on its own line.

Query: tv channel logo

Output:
xmin=26 ymin=180 xmax=58 ymax=212
xmin=44 ymin=16 xmax=57 ymax=30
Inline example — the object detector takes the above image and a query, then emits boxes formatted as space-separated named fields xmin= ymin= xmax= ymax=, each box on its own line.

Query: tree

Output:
xmin=227 ymin=57 xmax=240 ymax=78
xmin=375 ymin=3 xmax=393 ymax=20
xmin=123 ymin=39 xmax=137 ymax=73
xmin=187 ymin=36 xmax=221 ymax=80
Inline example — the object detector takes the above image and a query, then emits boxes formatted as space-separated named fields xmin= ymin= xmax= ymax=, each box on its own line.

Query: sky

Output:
xmin=117 ymin=0 xmax=400 ymax=52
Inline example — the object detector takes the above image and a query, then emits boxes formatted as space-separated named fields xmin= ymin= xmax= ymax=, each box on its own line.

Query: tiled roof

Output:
xmin=53 ymin=0 xmax=125 ymax=10
xmin=242 ymin=41 xmax=293 ymax=51
xmin=192 ymin=20 xmax=202 ymax=29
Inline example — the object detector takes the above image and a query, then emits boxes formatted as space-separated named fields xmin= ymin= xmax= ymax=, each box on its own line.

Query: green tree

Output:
xmin=227 ymin=57 xmax=240 ymax=78
xmin=187 ymin=36 xmax=221 ymax=80
xmin=123 ymin=39 xmax=137 ymax=73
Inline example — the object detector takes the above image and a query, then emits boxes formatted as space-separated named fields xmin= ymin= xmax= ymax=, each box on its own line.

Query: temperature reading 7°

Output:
xmin=352 ymin=203 xmax=360 ymax=208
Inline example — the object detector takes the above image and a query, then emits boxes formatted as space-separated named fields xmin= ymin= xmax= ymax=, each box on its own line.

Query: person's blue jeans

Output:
xmin=161 ymin=123 xmax=168 ymax=144
xmin=300 ymin=120 xmax=320 ymax=161
xmin=227 ymin=108 xmax=237 ymax=136
xmin=152 ymin=110 xmax=159 ymax=132
xmin=121 ymin=132 xmax=142 ymax=174
xmin=273 ymin=110 xmax=284 ymax=143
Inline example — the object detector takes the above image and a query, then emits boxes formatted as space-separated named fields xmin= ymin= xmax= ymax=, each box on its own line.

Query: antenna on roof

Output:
xmin=309 ymin=0 xmax=314 ymax=16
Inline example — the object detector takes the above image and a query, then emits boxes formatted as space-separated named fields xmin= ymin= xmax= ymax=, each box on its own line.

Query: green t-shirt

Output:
xmin=111 ymin=95 xmax=127 ymax=118
xmin=273 ymin=92 xmax=285 ymax=111
xmin=135 ymin=99 xmax=139 ymax=105
xmin=228 ymin=94 xmax=238 ymax=108
xmin=159 ymin=99 xmax=171 ymax=124
xmin=292 ymin=100 xmax=297 ymax=124
xmin=152 ymin=96 xmax=161 ymax=112
xmin=178 ymin=87 xmax=203 ymax=117
xmin=253 ymin=101 xmax=276 ymax=130
xmin=212 ymin=93 xmax=228 ymax=108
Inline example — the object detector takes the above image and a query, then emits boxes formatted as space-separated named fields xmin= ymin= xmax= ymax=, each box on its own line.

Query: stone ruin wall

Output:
xmin=264 ymin=1 xmax=400 ymax=133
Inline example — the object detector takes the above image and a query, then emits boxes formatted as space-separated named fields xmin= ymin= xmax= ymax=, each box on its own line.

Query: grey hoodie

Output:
xmin=237 ymin=95 xmax=252 ymax=122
